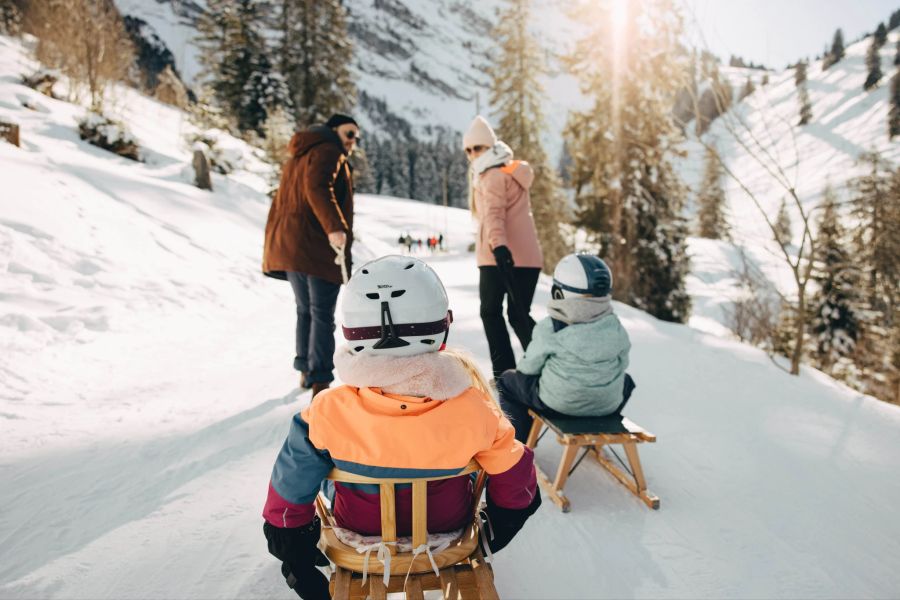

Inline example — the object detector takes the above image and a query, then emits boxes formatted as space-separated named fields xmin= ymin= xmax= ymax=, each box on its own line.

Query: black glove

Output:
xmin=492 ymin=245 xmax=515 ymax=277
xmin=480 ymin=490 xmax=542 ymax=554
xmin=264 ymin=519 xmax=330 ymax=600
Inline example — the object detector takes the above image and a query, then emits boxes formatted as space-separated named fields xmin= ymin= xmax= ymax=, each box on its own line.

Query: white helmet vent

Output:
xmin=342 ymin=256 xmax=451 ymax=356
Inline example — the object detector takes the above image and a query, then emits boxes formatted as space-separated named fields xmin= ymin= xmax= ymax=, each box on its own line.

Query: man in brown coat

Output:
xmin=263 ymin=114 xmax=359 ymax=397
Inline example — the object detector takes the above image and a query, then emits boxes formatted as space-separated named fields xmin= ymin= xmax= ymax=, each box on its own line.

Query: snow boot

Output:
xmin=311 ymin=382 xmax=329 ymax=397
xmin=299 ymin=372 xmax=310 ymax=390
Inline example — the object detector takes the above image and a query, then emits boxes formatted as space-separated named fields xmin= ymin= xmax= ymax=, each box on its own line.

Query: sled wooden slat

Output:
xmin=316 ymin=459 xmax=499 ymax=598
xmin=412 ymin=480 xmax=428 ymax=549
xmin=470 ymin=549 xmax=501 ymax=600
xmin=406 ymin=575 xmax=425 ymax=600
xmin=332 ymin=567 xmax=352 ymax=599
xmin=439 ymin=566 xmax=460 ymax=599
xmin=527 ymin=409 xmax=660 ymax=512
xmin=333 ymin=567 xmax=482 ymax=599
xmin=369 ymin=574 xmax=387 ymax=600
xmin=380 ymin=483 xmax=397 ymax=554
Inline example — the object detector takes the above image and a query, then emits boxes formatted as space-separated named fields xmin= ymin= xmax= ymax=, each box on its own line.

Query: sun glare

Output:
xmin=610 ymin=0 xmax=628 ymax=152
xmin=611 ymin=0 xmax=629 ymax=35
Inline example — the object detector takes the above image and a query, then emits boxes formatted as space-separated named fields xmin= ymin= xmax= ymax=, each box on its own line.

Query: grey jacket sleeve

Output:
xmin=517 ymin=318 xmax=553 ymax=375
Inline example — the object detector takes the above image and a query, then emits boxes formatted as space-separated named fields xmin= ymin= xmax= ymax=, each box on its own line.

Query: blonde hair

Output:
xmin=440 ymin=347 xmax=502 ymax=408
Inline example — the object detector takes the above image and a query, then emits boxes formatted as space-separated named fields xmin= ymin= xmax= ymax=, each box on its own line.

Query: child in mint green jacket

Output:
xmin=496 ymin=254 xmax=635 ymax=442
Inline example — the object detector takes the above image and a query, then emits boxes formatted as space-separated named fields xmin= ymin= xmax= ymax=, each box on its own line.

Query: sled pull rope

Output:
xmin=535 ymin=426 xmax=549 ymax=447
xmin=607 ymin=446 xmax=635 ymax=478
xmin=568 ymin=446 xmax=594 ymax=477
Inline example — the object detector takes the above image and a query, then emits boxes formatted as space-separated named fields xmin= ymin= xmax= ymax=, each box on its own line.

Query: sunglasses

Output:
xmin=343 ymin=130 xmax=361 ymax=142
xmin=465 ymin=145 xmax=488 ymax=155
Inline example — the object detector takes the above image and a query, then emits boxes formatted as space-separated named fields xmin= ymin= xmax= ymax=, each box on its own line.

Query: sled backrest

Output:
xmin=321 ymin=460 xmax=486 ymax=553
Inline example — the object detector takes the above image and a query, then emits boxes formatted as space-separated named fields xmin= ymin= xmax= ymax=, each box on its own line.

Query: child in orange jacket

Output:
xmin=263 ymin=256 xmax=540 ymax=599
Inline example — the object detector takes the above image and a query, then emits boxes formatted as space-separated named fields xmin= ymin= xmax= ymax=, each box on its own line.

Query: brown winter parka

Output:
xmin=263 ymin=126 xmax=353 ymax=285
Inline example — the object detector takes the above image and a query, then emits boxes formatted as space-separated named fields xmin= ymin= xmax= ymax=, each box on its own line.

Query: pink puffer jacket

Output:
xmin=473 ymin=161 xmax=544 ymax=269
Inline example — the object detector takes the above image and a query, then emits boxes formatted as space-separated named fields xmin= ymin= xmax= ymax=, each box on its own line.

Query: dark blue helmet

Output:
xmin=551 ymin=254 xmax=613 ymax=299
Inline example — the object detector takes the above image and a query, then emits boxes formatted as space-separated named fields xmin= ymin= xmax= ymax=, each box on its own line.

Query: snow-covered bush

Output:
xmin=77 ymin=112 xmax=140 ymax=161
xmin=22 ymin=68 xmax=60 ymax=98
xmin=185 ymin=129 xmax=243 ymax=174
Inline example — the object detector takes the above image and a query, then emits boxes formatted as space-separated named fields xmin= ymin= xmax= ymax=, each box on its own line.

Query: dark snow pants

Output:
xmin=287 ymin=272 xmax=340 ymax=385
xmin=497 ymin=370 xmax=637 ymax=443
xmin=479 ymin=266 xmax=540 ymax=380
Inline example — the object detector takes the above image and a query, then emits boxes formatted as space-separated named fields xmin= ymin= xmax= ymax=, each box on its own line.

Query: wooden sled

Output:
xmin=315 ymin=460 xmax=500 ymax=600
xmin=525 ymin=409 xmax=659 ymax=512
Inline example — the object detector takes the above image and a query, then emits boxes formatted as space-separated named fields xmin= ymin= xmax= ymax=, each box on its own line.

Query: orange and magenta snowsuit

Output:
xmin=263 ymin=384 xmax=538 ymax=535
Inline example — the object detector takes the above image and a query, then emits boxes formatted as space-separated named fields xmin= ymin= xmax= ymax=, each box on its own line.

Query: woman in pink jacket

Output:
xmin=464 ymin=116 xmax=543 ymax=379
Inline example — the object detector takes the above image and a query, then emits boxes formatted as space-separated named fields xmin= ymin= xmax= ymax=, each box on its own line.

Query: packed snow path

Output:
xmin=3 ymin=195 xmax=900 ymax=599
xmin=3 ymin=34 xmax=900 ymax=600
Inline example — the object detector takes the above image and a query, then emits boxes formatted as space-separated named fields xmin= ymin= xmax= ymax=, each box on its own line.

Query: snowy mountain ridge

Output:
xmin=112 ymin=0 xmax=584 ymax=147
xmin=682 ymin=30 xmax=900 ymax=337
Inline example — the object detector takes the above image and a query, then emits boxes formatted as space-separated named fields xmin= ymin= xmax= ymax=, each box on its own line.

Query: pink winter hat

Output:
xmin=463 ymin=116 xmax=497 ymax=150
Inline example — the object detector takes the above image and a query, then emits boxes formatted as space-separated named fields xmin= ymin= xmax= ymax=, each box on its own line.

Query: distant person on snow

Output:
xmin=496 ymin=254 xmax=635 ymax=443
xmin=262 ymin=114 xmax=360 ymax=398
xmin=262 ymin=256 xmax=540 ymax=600
xmin=464 ymin=115 xmax=543 ymax=380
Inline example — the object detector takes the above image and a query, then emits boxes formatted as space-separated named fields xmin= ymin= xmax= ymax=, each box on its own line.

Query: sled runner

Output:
xmin=315 ymin=460 xmax=500 ymax=600
xmin=525 ymin=409 xmax=659 ymax=512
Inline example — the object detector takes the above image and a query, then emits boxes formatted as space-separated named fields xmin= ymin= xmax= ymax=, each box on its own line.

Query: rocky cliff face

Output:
xmin=113 ymin=0 xmax=579 ymax=146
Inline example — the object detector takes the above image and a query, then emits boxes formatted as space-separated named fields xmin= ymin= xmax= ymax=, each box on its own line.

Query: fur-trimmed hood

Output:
xmin=334 ymin=346 xmax=473 ymax=400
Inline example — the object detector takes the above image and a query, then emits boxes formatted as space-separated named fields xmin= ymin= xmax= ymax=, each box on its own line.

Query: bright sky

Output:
xmin=682 ymin=0 xmax=898 ymax=69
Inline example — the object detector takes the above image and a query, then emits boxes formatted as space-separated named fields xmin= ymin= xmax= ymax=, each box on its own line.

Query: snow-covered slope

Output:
xmin=3 ymin=34 xmax=900 ymax=599
xmin=681 ymin=31 xmax=900 ymax=335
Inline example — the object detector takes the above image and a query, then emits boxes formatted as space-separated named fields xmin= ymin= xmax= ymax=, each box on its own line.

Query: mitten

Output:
xmin=264 ymin=519 xmax=330 ymax=600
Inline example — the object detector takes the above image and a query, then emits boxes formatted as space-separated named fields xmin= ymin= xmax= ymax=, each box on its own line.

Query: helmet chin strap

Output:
xmin=372 ymin=301 xmax=411 ymax=350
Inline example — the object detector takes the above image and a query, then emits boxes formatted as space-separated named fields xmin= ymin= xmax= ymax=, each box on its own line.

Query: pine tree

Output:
xmin=891 ymin=9 xmax=900 ymax=31
xmin=794 ymin=60 xmax=808 ymax=86
xmin=197 ymin=0 xmax=288 ymax=134
xmin=890 ymin=69 xmax=900 ymax=138
xmin=798 ymin=85 xmax=813 ymax=125
xmin=278 ymin=0 xmax=355 ymax=126
xmin=795 ymin=61 xmax=812 ymax=125
xmin=864 ymin=36 xmax=883 ymax=90
xmin=822 ymin=28 xmax=844 ymax=69
xmin=738 ymin=76 xmax=755 ymax=101
xmin=851 ymin=154 xmax=900 ymax=316
xmin=809 ymin=184 xmax=861 ymax=372
xmin=874 ymin=22 xmax=888 ymax=48
xmin=697 ymin=144 xmax=728 ymax=239
xmin=195 ymin=1 xmax=233 ymax=91
xmin=565 ymin=0 xmax=691 ymax=322
xmin=775 ymin=198 xmax=792 ymax=246
xmin=489 ymin=0 xmax=569 ymax=272
xmin=849 ymin=157 xmax=900 ymax=401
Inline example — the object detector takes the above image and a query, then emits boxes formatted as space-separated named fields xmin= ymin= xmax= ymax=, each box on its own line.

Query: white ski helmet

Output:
xmin=341 ymin=255 xmax=452 ymax=356
xmin=551 ymin=253 xmax=613 ymax=299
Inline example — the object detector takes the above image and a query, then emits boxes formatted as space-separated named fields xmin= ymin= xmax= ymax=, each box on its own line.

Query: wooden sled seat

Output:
xmin=316 ymin=461 xmax=500 ymax=599
xmin=525 ymin=409 xmax=659 ymax=512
